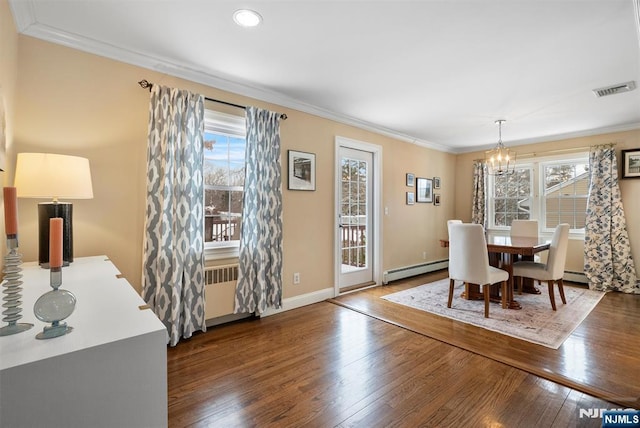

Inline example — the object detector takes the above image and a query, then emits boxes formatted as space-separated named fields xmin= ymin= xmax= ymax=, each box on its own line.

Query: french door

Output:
xmin=335 ymin=138 xmax=381 ymax=293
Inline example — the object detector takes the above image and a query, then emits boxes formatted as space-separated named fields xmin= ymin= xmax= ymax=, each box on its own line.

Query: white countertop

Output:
xmin=0 ymin=256 xmax=167 ymax=371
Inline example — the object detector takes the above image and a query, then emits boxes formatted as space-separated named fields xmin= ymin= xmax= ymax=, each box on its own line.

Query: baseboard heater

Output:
xmin=563 ymin=270 xmax=588 ymax=284
xmin=383 ymin=260 xmax=448 ymax=284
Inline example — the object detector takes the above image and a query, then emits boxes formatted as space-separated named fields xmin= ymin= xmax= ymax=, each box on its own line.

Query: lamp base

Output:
xmin=38 ymin=202 xmax=73 ymax=268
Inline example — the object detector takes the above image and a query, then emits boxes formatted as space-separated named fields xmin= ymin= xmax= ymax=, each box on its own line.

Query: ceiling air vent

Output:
xmin=592 ymin=81 xmax=636 ymax=97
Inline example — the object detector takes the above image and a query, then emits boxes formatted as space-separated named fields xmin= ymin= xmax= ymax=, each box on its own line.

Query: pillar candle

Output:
xmin=49 ymin=218 xmax=63 ymax=268
xmin=3 ymin=187 xmax=18 ymax=236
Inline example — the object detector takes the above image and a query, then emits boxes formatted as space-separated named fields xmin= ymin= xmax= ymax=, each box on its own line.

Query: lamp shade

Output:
xmin=14 ymin=153 xmax=93 ymax=200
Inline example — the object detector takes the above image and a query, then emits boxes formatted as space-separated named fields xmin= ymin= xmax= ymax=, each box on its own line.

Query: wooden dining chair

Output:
xmin=447 ymin=223 xmax=509 ymax=317
xmin=512 ymin=223 xmax=570 ymax=311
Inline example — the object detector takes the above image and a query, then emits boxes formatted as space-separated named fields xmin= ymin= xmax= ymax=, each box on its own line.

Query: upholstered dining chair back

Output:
xmin=545 ymin=223 xmax=570 ymax=278
xmin=512 ymin=223 xmax=570 ymax=310
xmin=448 ymin=223 xmax=492 ymax=285
xmin=510 ymin=220 xmax=538 ymax=238
xmin=446 ymin=219 xmax=462 ymax=237
xmin=448 ymin=223 xmax=509 ymax=317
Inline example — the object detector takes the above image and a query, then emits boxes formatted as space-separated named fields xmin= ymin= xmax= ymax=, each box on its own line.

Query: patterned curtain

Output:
xmin=472 ymin=160 xmax=486 ymax=228
xmin=142 ymin=85 xmax=206 ymax=346
xmin=234 ymin=107 xmax=283 ymax=315
xmin=584 ymin=145 xmax=638 ymax=293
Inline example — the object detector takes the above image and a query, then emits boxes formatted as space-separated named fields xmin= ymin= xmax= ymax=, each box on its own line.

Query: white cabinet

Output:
xmin=0 ymin=256 xmax=168 ymax=428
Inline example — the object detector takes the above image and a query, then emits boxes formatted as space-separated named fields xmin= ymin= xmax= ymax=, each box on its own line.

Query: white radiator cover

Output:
xmin=204 ymin=264 xmax=239 ymax=321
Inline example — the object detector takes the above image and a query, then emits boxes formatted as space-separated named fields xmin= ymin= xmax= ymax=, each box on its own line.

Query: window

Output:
xmin=542 ymin=160 xmax=589 ymax=230
xmin=491 ymin=166 xmax=533 ymax=227
xmin=203 ymin=110 xmax=246 ymax=258
xmin=488 ymin=155 xmax=589 ymax=233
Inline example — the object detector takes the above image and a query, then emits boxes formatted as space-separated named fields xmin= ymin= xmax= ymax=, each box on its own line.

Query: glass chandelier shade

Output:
xmin=485 ymin=119 xmax=516 ymax=176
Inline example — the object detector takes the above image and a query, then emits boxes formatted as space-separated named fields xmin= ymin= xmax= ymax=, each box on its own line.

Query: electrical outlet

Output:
xmin=293 ymin=272 xmax=300 ymax=284
xmin=422 ymin=251 xmax=427 ymax=260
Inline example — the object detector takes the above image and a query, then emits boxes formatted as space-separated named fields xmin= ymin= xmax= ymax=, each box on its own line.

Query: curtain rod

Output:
xmin=138 ymin=80 xmax=287 ymax=120
xmin=473 ymin=143 xmax=617 ymax=162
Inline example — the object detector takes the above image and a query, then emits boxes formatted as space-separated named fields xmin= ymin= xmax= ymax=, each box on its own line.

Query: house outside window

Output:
xmin=487 ymin=154 xmax=589 ymax=234
xmin=203 ymin=110 xmax=246 ymax=259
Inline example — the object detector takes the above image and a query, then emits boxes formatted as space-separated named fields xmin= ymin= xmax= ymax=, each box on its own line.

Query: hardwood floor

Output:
xmin=167 ymin=270 xmax=638 ymax=427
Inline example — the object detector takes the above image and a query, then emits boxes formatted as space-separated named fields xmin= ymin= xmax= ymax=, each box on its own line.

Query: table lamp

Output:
xmin=14 ymin=153 xmax=93 ymax=268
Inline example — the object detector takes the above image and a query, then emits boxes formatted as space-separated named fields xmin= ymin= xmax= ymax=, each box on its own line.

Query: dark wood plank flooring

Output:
xmin=330 ymin=270 xmax=640 ymax=410
xmin=166 ymin=270 xmax=638 ymax=427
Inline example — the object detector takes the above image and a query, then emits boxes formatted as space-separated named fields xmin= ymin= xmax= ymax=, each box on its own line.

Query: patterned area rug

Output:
xmin=381 ymin=279 xmax=605 ymax=349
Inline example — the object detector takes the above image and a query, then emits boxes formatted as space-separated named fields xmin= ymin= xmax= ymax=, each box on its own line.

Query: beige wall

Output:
xmin=7 ymin=8 xmax=638 ymax=297
xmin=11 ymin=34 xmax=456 ymax=296
xmin=455 ymin=130 xmax=640 ymax=275
xmin=0 ymin=0 xmax=18 ymax=239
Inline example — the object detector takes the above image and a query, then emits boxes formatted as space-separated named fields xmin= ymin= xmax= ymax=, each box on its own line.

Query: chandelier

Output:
xmin=485 ymin=119 xmax=516 ymax=176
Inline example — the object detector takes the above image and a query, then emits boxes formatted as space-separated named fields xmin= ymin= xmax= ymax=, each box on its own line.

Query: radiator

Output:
xmin=383 ymin=260 xmax=448 ymax=284
xmin=204 ymin=263 xmax=239 ymax=321
xmin=205 ymin=263 xmax=239 ymax=285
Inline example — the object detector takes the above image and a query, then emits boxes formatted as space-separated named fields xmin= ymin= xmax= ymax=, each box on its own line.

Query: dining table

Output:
xmin=440 ymin=234 xmax=551 ymax=309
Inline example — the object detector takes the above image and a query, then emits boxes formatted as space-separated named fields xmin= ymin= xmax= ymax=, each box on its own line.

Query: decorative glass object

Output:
xmin=0 ymin=237 xmax=33 ymax=336
xmin=33 ymin=265 xmax=75 ymax=339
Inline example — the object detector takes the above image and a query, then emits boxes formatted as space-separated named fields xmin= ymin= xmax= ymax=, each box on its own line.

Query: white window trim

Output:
xmin=203 ymin=110 xmax=246 ymax=261
xmin=487 ymin=152 xmax=589 ymax=240
xmin=486 ymin=162 xmax=535 ymax=232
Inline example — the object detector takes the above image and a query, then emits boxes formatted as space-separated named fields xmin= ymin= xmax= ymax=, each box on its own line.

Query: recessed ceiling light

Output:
xmin=233 ymin=9 xmax=262 ymax=28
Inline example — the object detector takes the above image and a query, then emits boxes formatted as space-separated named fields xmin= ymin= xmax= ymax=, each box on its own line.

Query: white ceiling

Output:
xmin=9 ymin=0 xmax=640 ymax=153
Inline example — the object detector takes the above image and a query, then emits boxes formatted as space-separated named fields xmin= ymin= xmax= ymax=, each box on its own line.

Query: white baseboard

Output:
xmin=261 ymin=287 xmax=335 ymax=317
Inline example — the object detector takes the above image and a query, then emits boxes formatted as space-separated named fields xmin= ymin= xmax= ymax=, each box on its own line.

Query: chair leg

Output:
xmin=501 ymin=280 xmax=507 ymax=309
xmin=557 ymin=278 xmax=566 ymax=305
xmin=516 ymin=276 xmax=523 ymax=295
xmin=548 ymin=280 xmax=557 ymax=311
xmin=483 ymin=284 xmax=490 ymax=318
xmin=448 ymin=279 xmax=455 ymax=308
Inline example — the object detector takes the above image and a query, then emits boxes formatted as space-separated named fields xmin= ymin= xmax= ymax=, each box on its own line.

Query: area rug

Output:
xmin=381 ymin=279 xmax=605 ymax=349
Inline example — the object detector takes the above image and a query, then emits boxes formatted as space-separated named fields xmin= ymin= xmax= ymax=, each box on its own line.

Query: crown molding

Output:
xmin=9 ymin=0 xmax=637 ymax=156
xmin=454 ymin=121 xmax=640 ymax=154
xmin=8 ymin=1 xmax=453 ymax=153
xmin=8 ymin=0 xmax=37 ymax=32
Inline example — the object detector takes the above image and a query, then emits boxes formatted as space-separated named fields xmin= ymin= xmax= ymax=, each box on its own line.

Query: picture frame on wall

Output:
xmin=416 ymin=177 xmax=433 ymax=203
xmin=288 ymin=150 xmax=316 ymax=190
xmin=406 ymin=192 xmax=415 ymax=205
xmin=433 ymin=177 xmax=441 ymax=189
xmin=621 ymin=148 xmax=640 ymax=179
xmin=406 ymin=173 xmax=415 ymax=187
xmin=434 ymin=194 xmax=441 ymax=206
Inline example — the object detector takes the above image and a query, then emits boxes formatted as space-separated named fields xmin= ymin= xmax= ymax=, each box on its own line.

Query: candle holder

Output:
xmin=33 ymin=265 xmax=76 ymax=339
xmin=0 ymin=236 xmax=34 ymax=336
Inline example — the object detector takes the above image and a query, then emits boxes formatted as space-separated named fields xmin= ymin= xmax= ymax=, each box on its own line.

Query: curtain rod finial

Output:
xmin=138 ymin=79 xmax=153 ymax=92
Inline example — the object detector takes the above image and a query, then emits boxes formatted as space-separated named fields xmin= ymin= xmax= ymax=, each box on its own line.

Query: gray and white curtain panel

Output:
xmin=584 ymin=145 xmax=638 ymax=293
xmin=472 ymin=160 xmax=486 ymax=228
xmin=142 ymin=85 xmax=207 ymax=346
xmin=234 ymin=107 xmax=284 ymax=315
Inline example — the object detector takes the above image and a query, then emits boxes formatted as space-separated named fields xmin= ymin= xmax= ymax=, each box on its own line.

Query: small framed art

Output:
xmin=416 ymin=177 xmax=433 ymax=203
xmin=406 ymin=192 xmax=415 ymax=205
xmin=621 ymin=148 xmax=640 ymax=179
xmin=288 ymin=150 xmax=316 ymax=190
xmin=406 ymin=173 xmax=415 ymax=187
xmin=433 ymin=177 xmax=441 ymax=189
xmin=434 ymin=194 xmax=441 ymax=206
